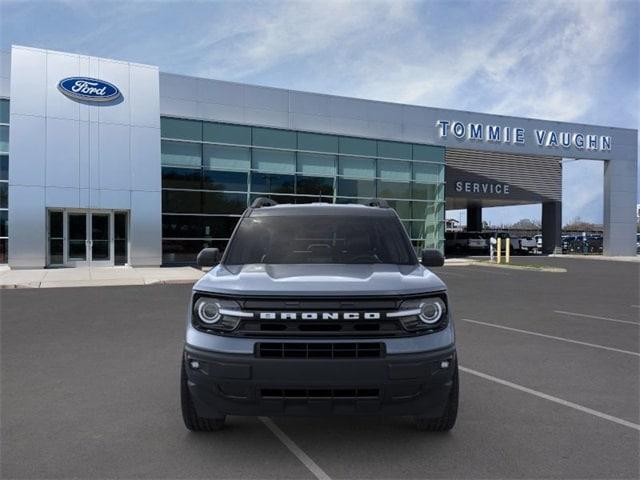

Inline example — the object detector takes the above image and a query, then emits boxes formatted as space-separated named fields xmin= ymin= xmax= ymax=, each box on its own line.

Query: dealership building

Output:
xmin=0 ymin=45 xmax=637 ymax=268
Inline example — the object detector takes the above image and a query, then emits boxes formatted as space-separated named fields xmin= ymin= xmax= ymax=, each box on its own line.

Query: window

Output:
xmin=203 ymin=145 xmax=250 ymax=171
xmin=337 ymin=178 xmax=375 ymax=198
xmin=413 ymin=144 xmax=445 ymax=163
xmin=0 ymin=99 xmax=8 ymax=124
xmin=298 ymin=132 xmax=338 ymax=153
xmin=162 ymin=167 xmax=201 ymax=190
xmin=202 ymin=192 xmax=247 ymax=214
xmin=162 ymin=215 xmax=240 ymax=239
xmin=252 ymin=127 xmax=296 ymax=149
xmin=161 ymin=141 xmax=201 ymax=167
xmin=0 ymin=155 xmax=7 ymax=180
xmin=338 ymin=156 xmax=376 ymax=179
xmin=252 ymin=149 xmax=295 ymax=174
xmin=378 ymin=160 xmax=411 ymax=182
xmin=0 ymin=183 xmax=7 ymax=208
xmin=413 ymin=163 xmax=443 ymax=183
xmin=296 ymin=176 xmax=333 ymax=196
xmin=203 ymin=122 xmax=251 ymax=145
xmin=385 ymin=200 xmax=411 ymax=219
xmin=0 ymin=126 xmax=8 ymax=154
xmin=161 ymin=117 xmax=202 ymax=141
xmin=202 ymin=170 xmax=247 ymax=191
xmin=224 ymin=215 xmax=416 ymax=265
xmin=339 ymin=137 xmax=376 ymax=157
xmin=162 ymin=190 xmax=202 ymax=214
xmin=251 ymin=172 xmax=295 ymax=194
xmin=0 ymin=210 xmax=7 ymax=237
xmin=378 ymin=141 xmax=411 ymax=160
xmin=297 ymin=152 xmax=336 ymax=176
xmin=159 ymin=116 xmax=446 ymax=263
xmin=377 ymin=180 xmax=411 ymax=200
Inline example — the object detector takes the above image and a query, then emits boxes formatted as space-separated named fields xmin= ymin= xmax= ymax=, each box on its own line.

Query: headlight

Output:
xmin=391 ymin=296 xmax=447 ymax=331
xmin=192 ymin=295 xmax=248 ymax=332
xmin=418 ymin=298 xmax=446 ymax=324
xmin=195 ymin=298 xmax=221 ymax=324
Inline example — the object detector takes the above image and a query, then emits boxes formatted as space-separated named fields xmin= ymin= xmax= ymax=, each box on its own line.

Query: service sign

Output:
xmin=58 ymin=77 xmax=121 ymax=102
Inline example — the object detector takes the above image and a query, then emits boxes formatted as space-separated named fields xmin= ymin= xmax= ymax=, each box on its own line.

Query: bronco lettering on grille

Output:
xmin=258 ymin=312 xmax=381 ymax=320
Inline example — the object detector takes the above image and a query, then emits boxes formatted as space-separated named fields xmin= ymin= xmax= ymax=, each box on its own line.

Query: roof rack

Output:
xmin=365 ymin=198 xmax=390 ymax=208
xmin=250 ymin=197 xmax=278 ymax=208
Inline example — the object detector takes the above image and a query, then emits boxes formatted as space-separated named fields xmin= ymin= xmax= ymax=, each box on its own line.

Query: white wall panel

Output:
xmin=197 ymin=78 xmax=244 ymax=106
xmin=10 ymin=47 xmax=46 ymax=116
xmin=197 ymin=102 xmax=244 ymax=124
xmin=129 ymin=190 xmax=161 ymax=265
xmin=130 ymin=125 xmax=160 ymax=191
xmin=8 ymin=185 xmax=46 ymax=267
xmin=9 ymin=114 xmax=46 ymax=186
xmin=46 ymin=186 xmax=79 ymax=207
xmin=46 ymin=117 xmax=79 ymax=188
xmin=46 ymin=51 xmax=80 ymax=121
xmin=97 ymin=59 xmax=130 ymax=125
xmin=243 ymin=107 xmax=288 ymax=128
xmin=100 ymin=189 xmax=131 ymax=209
xmin=98 ymin=122 xmax=130 ymax=190
xmin=130 ymin=66 xmax=160 ymax=128
xmin=244 ymin=85 xmax=288 ymax=111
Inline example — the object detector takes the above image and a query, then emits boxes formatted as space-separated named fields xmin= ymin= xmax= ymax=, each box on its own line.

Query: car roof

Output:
xmin=248 ymin=203 xmax=396 ymax=217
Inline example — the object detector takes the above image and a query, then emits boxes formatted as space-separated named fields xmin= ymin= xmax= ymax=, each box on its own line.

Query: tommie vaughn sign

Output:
xmin=436 ymin=120 xmax=612 ymax=152
xmin=58 ymin=77 xmax=121 ymax=102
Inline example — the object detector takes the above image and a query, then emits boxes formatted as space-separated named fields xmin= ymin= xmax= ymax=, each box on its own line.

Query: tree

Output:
xmin=509 ymin=218 xmax=540 ymax=230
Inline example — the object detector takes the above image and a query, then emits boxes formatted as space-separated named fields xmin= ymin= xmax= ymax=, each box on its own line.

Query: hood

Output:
xmin=194 ymin=264 xmax=446 ymax=297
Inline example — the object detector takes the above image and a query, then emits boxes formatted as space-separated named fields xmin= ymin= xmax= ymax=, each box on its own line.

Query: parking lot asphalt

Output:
xmin=1 ymin=257 xmax=639 ymax=479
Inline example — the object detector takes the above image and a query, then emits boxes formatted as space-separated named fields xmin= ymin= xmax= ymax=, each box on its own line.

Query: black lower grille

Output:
xmin=261 ymin=388 xmax=380 ymax=399
xmin=256 ymin=342 xmax=384 ymax=359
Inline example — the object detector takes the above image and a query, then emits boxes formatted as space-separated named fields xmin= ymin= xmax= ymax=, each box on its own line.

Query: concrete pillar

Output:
xmin=542 ymin=201 xmax=562 ymax=254
xmin=603 ymin=153 xmax=637 ymax=256
xmin=467 ymin=205 xmax=482 ymax=232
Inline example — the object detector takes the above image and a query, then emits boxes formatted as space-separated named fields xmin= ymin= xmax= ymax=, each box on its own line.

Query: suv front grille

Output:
xmin=261 ymin=388 xmax=380 ymax=399
xmin=256 ymin=342 xmax=384 ymax=359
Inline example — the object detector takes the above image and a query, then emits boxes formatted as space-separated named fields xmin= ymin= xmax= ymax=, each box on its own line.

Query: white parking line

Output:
xmin=459 ymin=366 xmax=640 ymax=432
xmin=455 ymin=267 xmax=511 ymax=276
xmin=461 ymin=318 xmax=640 ymax=357
xmin=260 ymin=417 xmax=331 ymax=480
xmin=554 ymin=310 xmax=639 ymax=326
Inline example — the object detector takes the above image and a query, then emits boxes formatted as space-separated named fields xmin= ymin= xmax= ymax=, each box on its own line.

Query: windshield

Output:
xmin=223 ymin=215 xmax=417 ymax=265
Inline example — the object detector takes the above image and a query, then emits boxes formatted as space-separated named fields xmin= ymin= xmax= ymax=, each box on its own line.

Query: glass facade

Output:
xmin=160 ymin=117 xmax=445 ymax=265
xmin=0 ymin=99 xmax=8 ymax=263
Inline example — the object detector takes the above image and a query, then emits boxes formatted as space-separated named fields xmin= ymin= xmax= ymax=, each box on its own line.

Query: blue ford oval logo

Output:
xmin=58 ymin=77 xmax=121 ymax=102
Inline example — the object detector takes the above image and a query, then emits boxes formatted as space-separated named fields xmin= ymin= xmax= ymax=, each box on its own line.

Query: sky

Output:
xmin=1 ymin=0 xmax=638 ymax=226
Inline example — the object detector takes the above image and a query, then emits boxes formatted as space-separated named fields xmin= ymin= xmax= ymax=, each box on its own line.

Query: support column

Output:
xmin=603 ymin=154 xmax=637 ymax=256
xmin=542 ymin=201 xmax=562 ymax=254
xmin=467 ymin=205 xmax=482 ymax=232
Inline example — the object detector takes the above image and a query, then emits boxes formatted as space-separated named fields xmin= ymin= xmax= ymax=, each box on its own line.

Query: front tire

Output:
xmin=415 ymin=362 xmax=459 ymax=432
xmin=181 ymin=362 xmax=226 ymax=431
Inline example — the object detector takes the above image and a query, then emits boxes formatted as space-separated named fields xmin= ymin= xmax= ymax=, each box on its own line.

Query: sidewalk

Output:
xmin=0 ymin=266 xmax=205 ymax=289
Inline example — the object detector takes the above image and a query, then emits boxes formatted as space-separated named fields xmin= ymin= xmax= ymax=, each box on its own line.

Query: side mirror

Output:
xmin=197 ymin=248 xmax=221 ymax=267
xmin=421 ymin=249 xmax=444 ymax=267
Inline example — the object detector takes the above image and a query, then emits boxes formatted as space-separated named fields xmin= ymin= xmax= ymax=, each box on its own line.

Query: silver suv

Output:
xmin=181 ymin=199 xmax=458 ymax=431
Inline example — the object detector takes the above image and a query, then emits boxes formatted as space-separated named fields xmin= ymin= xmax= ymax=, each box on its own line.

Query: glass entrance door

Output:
xmin=49 ymin=210 xmax=129 ymax=267
xmin=90 ymin=213 xmax=111 ymax=265
xmin=67 ymin=213 xmax=88 ymax=266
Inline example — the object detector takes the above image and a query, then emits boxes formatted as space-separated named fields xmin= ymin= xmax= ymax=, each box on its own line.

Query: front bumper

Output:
xmin=183 ymin=343 xmax=456 ymax=418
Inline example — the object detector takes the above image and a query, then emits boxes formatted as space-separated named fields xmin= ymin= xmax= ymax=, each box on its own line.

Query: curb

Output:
xmin=471 ymin=262 xmax=567 ymax=273
xmin=0 ymin=278 xmax=200 ymax=289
